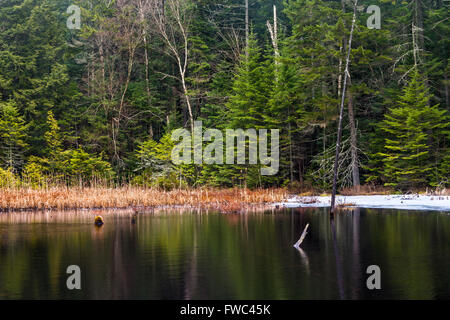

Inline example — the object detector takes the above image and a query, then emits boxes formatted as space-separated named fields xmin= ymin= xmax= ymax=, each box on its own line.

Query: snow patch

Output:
xmin=277 ymin=194 xmax=450 ymax=211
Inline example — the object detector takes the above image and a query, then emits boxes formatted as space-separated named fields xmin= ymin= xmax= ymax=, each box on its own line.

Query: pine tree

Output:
xmin=218 ymin=33 xmax=277 ymax=187
xmin=45 ymin=110 xmax=63 ymax=157
xmin=0 ymin=103 xmax=28 ymax=172
xmin=378 ymin=70 xmax=448 ymax=190
xmin=226 ymin=33 xmax=273 ymax=130
xmin=0 ymin=0 xmax=78 ymax=157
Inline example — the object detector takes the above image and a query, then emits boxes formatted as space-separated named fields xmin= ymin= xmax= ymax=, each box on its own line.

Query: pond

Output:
xmin=0 ymin=208 xmax=449 ymax=299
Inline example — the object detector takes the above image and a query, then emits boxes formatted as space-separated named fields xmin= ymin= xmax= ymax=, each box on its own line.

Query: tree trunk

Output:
xmin=445 ymin=71 xmax=449 ymax=107
xmin=151 ymin=0 xmax=194 ymax=132
xmin=414 ymin=0 xmax=424 ymax=52
xmin=331 ymin=0 xmax=358 ymax=212
xmin=139 ymin=1 xmax=152 ymax=111
xmin=114 ymin=43 xmax=136 ymax=163
xmin=337 ymin=0 xmax=345 ymax=100
xmin=347 ymin=79 xmax=360 ymax=188
xmin=267 ymin=5 xmax=280 ymax=81
xmin=288 ymin=117 xmax=294 ymax=183
xmin=181 ymin=72 xmax=194 ymax=133
xmin=245 ymin=0 xmax=249 ymax=59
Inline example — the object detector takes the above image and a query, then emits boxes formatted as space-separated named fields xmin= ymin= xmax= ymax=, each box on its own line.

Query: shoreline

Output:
xmin=279 ymin=194 xmax=450 ymax=211
xmin=1 ymin=187 xmax=449 ymax=213
xmin=0 ymin=203 xmax=277 ymax=214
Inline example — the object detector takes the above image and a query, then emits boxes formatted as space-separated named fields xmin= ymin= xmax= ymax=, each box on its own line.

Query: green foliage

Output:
xmin=376 ymin=71 xmax=448 ymax=190
xmin=0 ymin=0 xmax=448 ymax=191
xmin=0 ymin=167 xmax=18 ymax=188
xmin=44 ymin=111 xmax=63 ymax=157
xmin=227 ymin=33 xmax=274 ymax=129
xmin=22 ymin=156 xmax=48 ymax=189
xmin=59 ymin=148 xmax=114 ymax=184
xmin=0 ymin=103 xmax=28 ymax=171
xmin=133 ymin=132 xmax=188 ymax=190
xmin=21 ymin=112 xmax=114 ymax=187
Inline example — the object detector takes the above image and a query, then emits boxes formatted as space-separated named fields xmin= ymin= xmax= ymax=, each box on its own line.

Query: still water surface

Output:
xmin=0 ymin=208 xmax=449 ymax=299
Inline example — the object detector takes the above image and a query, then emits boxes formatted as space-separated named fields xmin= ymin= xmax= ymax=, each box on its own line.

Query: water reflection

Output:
xmin=330 ymin=213 xmax=345 ymax=299
xmin=0 ymin=208 xmax=449 ymax=299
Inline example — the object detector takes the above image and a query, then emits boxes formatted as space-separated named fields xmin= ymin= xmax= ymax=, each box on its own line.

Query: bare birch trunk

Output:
xmin=267 ymin=5 xmax=280 ymax=81
xmin=330 ymin=0 xmax=358 ymax=213
xmin=151 ymin=0 xmax=194 ymax=132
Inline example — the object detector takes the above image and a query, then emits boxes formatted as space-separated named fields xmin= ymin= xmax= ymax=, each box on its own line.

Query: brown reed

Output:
xmin=0 ymin=187 xmax=288 ymax=213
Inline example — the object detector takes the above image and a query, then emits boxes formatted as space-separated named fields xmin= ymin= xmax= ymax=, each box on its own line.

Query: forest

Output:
xmin=0 ymin=0 xmax=448 ymax=192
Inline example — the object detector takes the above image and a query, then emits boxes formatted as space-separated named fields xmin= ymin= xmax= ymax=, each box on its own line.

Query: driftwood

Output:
xmin=293 ymin=223 xmax=309 ymax=248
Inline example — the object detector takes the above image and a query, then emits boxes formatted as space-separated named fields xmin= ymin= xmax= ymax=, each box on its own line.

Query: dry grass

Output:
xmin=0 ymin=187 xmax=288 ymax=213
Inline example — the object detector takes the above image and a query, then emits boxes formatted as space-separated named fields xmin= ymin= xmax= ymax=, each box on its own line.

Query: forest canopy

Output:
xmin=0 ymin=0 xmax=448 ymax=191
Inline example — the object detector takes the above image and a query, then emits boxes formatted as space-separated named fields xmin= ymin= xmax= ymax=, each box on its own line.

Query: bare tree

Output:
xmin=338 ymin=0 xmax=360 ymax=189
xmin=112 ymin=0 xmax=142 ymax=164
xmin=205 ymin=3 xmax=245 ymax=66
xmin=149 ymin=0 xmax=195 ymax=132
xmin=138 ymin=0 xmax=152 ymax=114
xmin=267 ymin=4 xmax=280 ymax=81
xmin=392 ymin=0 xmax=426 ymax=83
xmin=81 ymin=0 xmax=142 ymax=167
xmin=331 ymin=0 xmax=359 ymax=212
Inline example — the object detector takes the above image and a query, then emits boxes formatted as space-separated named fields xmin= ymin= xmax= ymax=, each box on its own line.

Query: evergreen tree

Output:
xmin=0 ymin=0 xmax=77 ymax=156
xmin=0 ymin=103 xmax=28 ymax=172
xmin=0 ymin=0 xmax=447 ymax=190
xmin=44 ymin=110 xmax=63 ymax=158
xmin=215 ymin=34 xmax=278 ymax=187
xmin=226 ymin=34 xmax=273 ymax=130
xmin=378 ymin=71 xmax=448 ymax=190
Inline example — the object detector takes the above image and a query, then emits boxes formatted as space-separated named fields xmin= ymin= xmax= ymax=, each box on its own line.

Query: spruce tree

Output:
xmin=379 ymin=71 xmax=448 ymax=190
xmin=219 ymin=33 xmax=276 ymax=187
xmin=0 ymin=103 xmax=28 ymax=172
xmin=226 ymin=33 xmax=273 ymax=130
xmin=45 ymin=110 xmax=63 ymax=157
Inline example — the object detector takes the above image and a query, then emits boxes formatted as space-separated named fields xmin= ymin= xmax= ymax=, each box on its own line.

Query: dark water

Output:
xmin=0 ymin=208 xmax=449 ymax=300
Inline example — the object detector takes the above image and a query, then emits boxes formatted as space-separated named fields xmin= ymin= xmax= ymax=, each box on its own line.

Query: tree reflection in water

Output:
xmin=0 ymin=207 xmax=449 ymax=299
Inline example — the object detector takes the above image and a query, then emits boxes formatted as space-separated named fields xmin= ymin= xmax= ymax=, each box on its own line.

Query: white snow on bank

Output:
xmin=277 ymin=194 xmax=450 ymax=211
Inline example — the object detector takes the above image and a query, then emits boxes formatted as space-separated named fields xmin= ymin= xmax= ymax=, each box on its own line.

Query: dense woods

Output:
xmin=0 ymin=0 xmax=448 ymax=191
